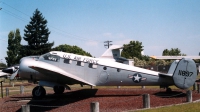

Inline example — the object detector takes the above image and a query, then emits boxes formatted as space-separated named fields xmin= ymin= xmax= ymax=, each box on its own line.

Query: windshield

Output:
xmin=42 ymin=53 xmax=60 ymax=62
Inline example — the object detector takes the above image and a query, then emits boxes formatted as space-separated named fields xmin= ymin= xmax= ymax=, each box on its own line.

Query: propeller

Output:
xmin=2 ymin=65 xmax=19 ymax=74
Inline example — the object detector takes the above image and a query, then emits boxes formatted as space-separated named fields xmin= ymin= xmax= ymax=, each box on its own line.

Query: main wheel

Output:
xmin=32 ymin=86 xmax=46 ymax=99
xmin=53 ymin=86 xmax=65 ymax=94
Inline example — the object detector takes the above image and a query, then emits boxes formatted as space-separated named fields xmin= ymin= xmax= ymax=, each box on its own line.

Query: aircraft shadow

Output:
xmin=16 ymin=89 xmax=98 ymax=112
xmin=153 ymin=91 xmax=186 ymax=98
xmin=14 ymin=89 xmax=143 ymax=112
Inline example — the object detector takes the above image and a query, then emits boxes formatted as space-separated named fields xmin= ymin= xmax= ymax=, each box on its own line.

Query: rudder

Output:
xmin=173 ymin=58 xmax=197 ymax=89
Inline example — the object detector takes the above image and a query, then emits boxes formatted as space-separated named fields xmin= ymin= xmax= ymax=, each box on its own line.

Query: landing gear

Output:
xmin=32 ymin=86 xmax=46 ymax=99
xmin=166 ymin=87 xmax=172 ymax=93
xmin=53 ymin=86 xmax=65 ymax=94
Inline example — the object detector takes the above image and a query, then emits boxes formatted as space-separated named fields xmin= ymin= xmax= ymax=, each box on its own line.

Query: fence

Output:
xmin=20 ymin=90 xmax=193 ymax=112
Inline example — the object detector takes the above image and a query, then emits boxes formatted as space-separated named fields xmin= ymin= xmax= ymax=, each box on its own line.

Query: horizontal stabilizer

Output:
xmin=159 ymin=73 xmax=173 ymax=77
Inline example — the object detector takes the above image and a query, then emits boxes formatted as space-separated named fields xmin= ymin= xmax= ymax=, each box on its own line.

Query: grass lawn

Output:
xmin=133 ymin=102 xmax=200 ymax=112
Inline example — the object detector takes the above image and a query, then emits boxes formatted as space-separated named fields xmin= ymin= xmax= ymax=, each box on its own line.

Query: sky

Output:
xmin=0 ymin=0 xmax=200 ymax=64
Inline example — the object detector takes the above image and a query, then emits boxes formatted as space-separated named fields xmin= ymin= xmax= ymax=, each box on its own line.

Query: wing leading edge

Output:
xmin=29 ymin=61 xmax=95 ymax=86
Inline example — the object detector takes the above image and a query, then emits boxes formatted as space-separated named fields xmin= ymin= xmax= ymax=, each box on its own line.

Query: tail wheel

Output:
xmin=32 ymin=86 xmax=46 ymax=99
xmin=66 ymin=85 xmax=71 ymax=90
xmin=166 ymin=88 xmax=172 ymax=93
xmin=53 ymin=86 xmax=65 ymax=94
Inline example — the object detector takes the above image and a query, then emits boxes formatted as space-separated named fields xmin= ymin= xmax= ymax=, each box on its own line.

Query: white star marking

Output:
xmin=133 ymin=74 xmax=141 ymax=82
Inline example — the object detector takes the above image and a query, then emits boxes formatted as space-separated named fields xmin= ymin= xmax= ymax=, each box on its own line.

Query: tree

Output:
xmin=162 ymin=49 xmax=169 ymax=56
xmin=0 ymin=63 xmax=7 ymax=68
xmin=52 ymin=44 xmax=92 ymax=57
xmin=141 ymin=55 xmax=150 ymax=61
xmin=121 ymin=40 xmax=144 ymax=59
xmin=23 ymin=9 xmax=54 ymax=56
xmin=162 ymin=48 xmax=183 ymax=56
xmin=5 ymin=29 xmax=22 ymax=66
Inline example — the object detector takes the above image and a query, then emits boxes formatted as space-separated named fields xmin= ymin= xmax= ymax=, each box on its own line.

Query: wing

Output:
xmin=29 ymin=61 xmax=95 ymax=86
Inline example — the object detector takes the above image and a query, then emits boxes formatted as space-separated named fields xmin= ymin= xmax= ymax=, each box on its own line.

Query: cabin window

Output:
xmin=103 ymin=66 xmax=107 ymax=70
xmin=117 ymin=68 xmax=121 ymax=72
xmin=43 ymin=53 xmax=60 ymax=62
xmin=88 ymin=63 xmax=97 ymax=69
xmin=64 ymin=59 xmax=72 ymax=64
xmin=77 ymin=61 xmax=84 ymax=66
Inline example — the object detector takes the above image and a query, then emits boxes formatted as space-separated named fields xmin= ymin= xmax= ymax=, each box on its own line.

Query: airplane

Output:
xmin=2 ymin=45 xmax=198 ymax=99
xmin=0 ymin=70 xmax=10 ymax=78
xmin=1 ymin=64 xmax=19 ymax=79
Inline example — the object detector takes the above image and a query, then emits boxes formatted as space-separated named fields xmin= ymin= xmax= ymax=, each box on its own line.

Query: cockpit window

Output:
xmin=43 ymin=53 xmax=60 ymax=62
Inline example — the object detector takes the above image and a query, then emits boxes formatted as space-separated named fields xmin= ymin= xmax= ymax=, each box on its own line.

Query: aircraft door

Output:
xmin=99 ymin=70 xmax=109 ymax=83
xmin=98 ymin=66 xmax=109 ymax=84
xmin=98 ymin=66 xmax=122 ymax=85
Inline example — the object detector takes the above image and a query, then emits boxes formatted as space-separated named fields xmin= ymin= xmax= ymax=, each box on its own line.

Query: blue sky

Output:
xmin=1 ymin=0 xmax=200 ymax=64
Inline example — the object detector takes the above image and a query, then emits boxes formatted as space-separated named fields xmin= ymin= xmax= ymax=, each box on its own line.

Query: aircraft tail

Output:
xmin=167 ymin=60 xmax=179 ymax=74
xmin=172 ymin=58 xmax=197 ymax=89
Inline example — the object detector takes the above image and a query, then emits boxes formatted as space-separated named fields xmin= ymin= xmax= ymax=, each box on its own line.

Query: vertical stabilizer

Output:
xmin=172 ymin=58 xmax=197 ymax=89
xmin=168 ymin=60 xmax=179 ymax=74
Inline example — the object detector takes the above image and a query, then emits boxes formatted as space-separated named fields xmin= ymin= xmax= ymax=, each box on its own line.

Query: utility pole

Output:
xmin=104 ymin=40 xmax=112 ymax=49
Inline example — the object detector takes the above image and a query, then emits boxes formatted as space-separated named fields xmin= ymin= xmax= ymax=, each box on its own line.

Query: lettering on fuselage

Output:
xmin=63 ymin=54 xmax=98 ymax=64
xmin=178 ymin=70 xmax=193 ymax=77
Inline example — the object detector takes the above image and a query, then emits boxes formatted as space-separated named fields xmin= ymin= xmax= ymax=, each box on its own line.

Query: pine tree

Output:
xmin=23 ymin=9 xmax=54 ymax=56
xmin=5 ymin=29 xmax=22 ymax=66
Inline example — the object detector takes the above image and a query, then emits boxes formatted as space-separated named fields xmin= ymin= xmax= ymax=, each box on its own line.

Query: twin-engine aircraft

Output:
xmin=3 ymin=45 xmax=198 ymax=99
xmin=0 ymin=70 xmax=10 ymax=78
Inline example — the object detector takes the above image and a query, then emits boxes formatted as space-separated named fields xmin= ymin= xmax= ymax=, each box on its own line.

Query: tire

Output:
xmin=32 ymin=86 xmax=46 ymax=99
xmin=53 ymin=86 xmax=65 ymax=94
xmin=166 ymin=88 xmax=172 ymax=93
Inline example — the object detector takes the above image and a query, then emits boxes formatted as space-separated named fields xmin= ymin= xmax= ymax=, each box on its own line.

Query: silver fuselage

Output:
xmin=19 ymin=51 xmax=174 ymax=87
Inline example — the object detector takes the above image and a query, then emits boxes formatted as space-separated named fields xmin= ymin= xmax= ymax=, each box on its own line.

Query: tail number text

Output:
xmin=178 ymin=70 xmax=193 ymax=77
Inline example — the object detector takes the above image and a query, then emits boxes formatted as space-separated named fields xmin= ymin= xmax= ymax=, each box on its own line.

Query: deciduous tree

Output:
xmin=52 ymin=44 xmax=92 ymax=57
xmin=162 ymin=48 xmax=184 ymax=56
xmin=121 ymin=40 xmax=144 ymax=59
xmin=5 ymin=29 xmax=22 ymax=66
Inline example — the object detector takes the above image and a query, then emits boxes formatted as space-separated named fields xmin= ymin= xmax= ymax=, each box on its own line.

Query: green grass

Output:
xmin=133 ymin=102 xmax=200 ymax=112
